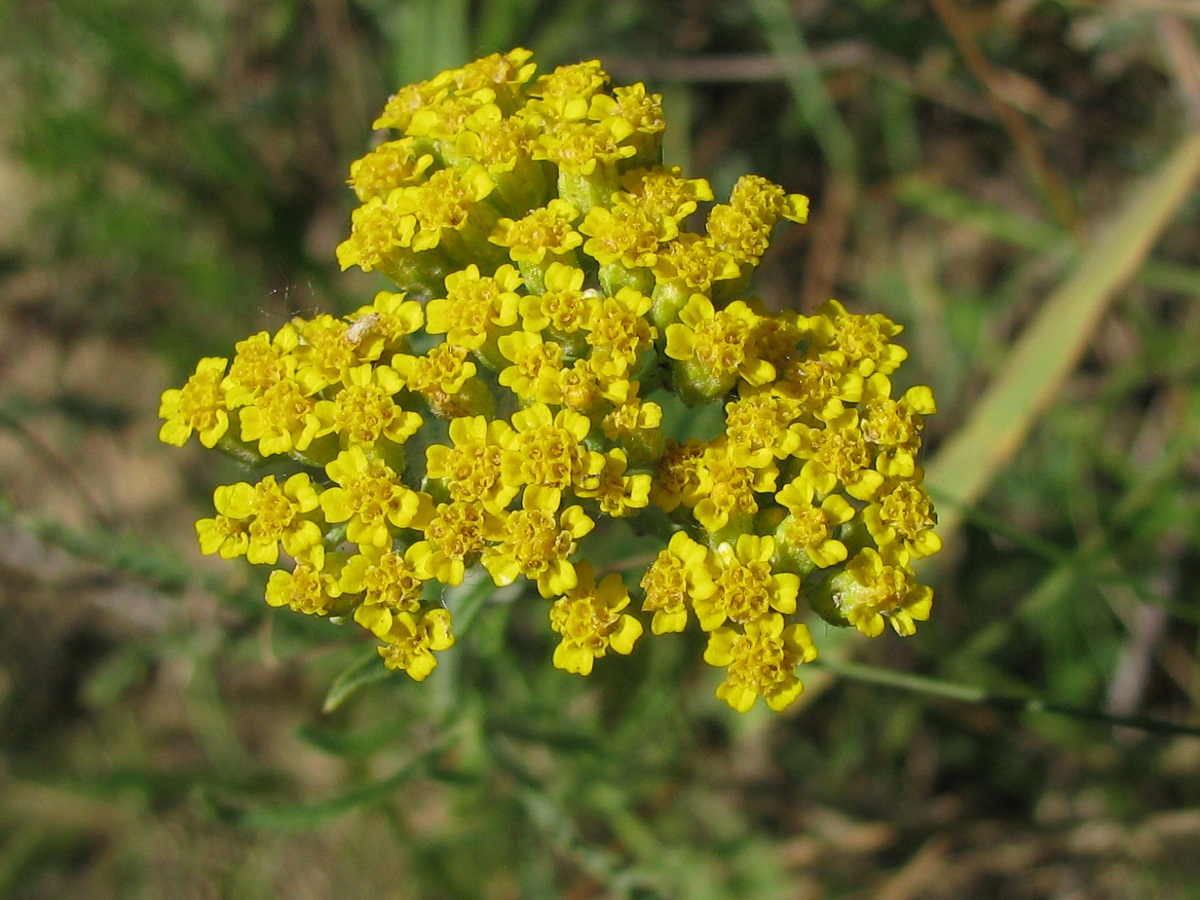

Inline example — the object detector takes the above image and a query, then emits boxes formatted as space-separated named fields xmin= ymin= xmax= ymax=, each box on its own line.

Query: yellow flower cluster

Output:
xmin=159 ymin=49 xmax=941 ymax=713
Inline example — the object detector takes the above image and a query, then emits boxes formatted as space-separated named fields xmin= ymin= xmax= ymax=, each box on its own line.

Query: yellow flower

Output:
xmin=651 ymin=438 xmax=706 ymax=514
xmin=752 ymin=307 xmax=809 ymax=373
xmin=531 ymin=119 xmax=637 ymax=178
xmin=372 ymin=74 xmax=454 ymax=132
xmin=314 ymin=363 xmax=422 ymax=447
xmin=482 ymin=489 xmax=594 ymax=597
xmin=792 ymin=413 xmax=884 ymax=502
xmin=348 ymin=137 xmax=434 ymax=202
xmin=614 ymin=166 xmax=713 ymax=224
xmin=500 ymin=403 xmax=598 ymax=510
xmin=862 ymin=480 xmax=941 ymax=560
xmin=774 ymin=477 xmax=855 ymax=570
xmin=220 ymin=473 xmax=325 ymax=566
xmin=729 ymin=174 xmax=808 ymax=224
xmin=266 ymin=558 xmax=344 ymax=617
xmin=778 ymin=355 xmax=864 ymax=424
xmin=585 ymin=286 xmax=656 ymax=379
xmin=293 ymin=313 xmax=371 ymax=394
xmin=425 ymin=416 xmax=519 ymax=515
xmin=237 ymin=376 xmax=322 ymax=457
xmin=450 ymin=48 xmax=537 ymax=100
xmin=651 ymin=233 xmax=741 ymax=295
xmin=221 ymin=328 xmax=298 ymax=409
xmin=393 ymin=165 xmax=496 ymax=254
xmin=665 ymin=295 xmax=776 ymax=401
xmin=587 ymin=83 xmax=665 ymax=150
xmin=685 ymin=441 xmax=776 ymax=537
xmin=377 ymin=609 xmax=456 ymax=681
xmin=517 ymin=262 xmax=597 ymax=336
xmin=549 ymin=562 xmax=643 ymax=675
xmin=335 ymin=192 xmax=418 ymax=275
xmin=862 ymin=384 xmax=937 ymax=479
xmin=320 ymin=446 xmax=433 ymax=549
xmin=577 ymin=448 xmax=652 ymax=518
xmin=693 ymin=534 xmax=799 ymax=632
xmin=556 ymin=357 xmax=609 ymax=413
xmin=162 ymin=48 xmax=941 ymax=703
xmin=425 ymin=263 xmax=522 ymax=351
xmin=497 ymin=331 xmax=565 ymax=403
xmin=158 ymin=357 xmax=229 ymax=448
xmin=489 ymin=199 xmax=582 ymax=265
xmin=723 ymin=388 xmax=802 ymax=468
xmin=579 ymin=204 xmax=675 ymax=269
xmin=525 ymin=60 xmax=609 ymax=122
xmin=407 ymin=501 xmax=490 ymax=587
xmin=828 ymin=547 xmax=933 ymax=637
xmin=453 ymin=104 xmax=534 ymax=179
xmin=391 ymin=343 xmax=483 ymax=417
xmin=195 ymin=486 xmax=250 ymax=560
xmin=601 ymin=392 xmax=663 ymax=441
xmin=809 ymin=299 xmax=908 ymax=377
xmin=406 ymin=91 xmax=495 ymax=143
xmin=223 ymin=328 xmax=302 ymax=405
xmin=704 ymin=175 xmax=808 ymax=268
xmin=706 ymin=204 xmax=773 ymax=266
xmin=342 ymin=290 xmax=424 ymax=362
xmin=704 ymin=613 xmax=817 ymax=713
xmin=340 ymin=544 xmax=430 ymax=637
xmin=640 ymin=531 xmax=715 ymax=635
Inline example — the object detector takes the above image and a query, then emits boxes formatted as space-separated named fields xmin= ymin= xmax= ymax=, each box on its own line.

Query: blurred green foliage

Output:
xmin=3 ymin=1 xmax=1200 ymax=897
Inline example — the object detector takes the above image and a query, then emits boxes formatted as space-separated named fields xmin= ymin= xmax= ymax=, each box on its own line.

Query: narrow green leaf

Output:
xmin=322 ymin=648 xmax=390 ymax=713
xmin=237 ymin=743 xmax=448 ymax=830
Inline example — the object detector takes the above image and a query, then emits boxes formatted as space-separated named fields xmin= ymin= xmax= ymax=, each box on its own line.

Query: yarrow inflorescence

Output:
xmin=159 ymin=49 xmax=941 ymax=713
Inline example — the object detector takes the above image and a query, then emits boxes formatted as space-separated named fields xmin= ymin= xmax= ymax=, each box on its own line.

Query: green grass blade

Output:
xmin=925 ymin=131 xmax=1200 ymax=538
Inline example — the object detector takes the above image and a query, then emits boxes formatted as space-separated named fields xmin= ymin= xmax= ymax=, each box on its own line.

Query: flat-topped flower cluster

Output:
xmin=159 ymin=49 xmax=940 ymax=713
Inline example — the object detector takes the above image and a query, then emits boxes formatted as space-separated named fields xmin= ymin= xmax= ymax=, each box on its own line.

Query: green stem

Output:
xmin=814 ymin=658 xmax=1200 ymax=738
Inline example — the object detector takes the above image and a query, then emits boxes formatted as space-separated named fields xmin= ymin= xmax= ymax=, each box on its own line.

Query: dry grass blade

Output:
xmin=925 ymin=131 xmax=1200 ymax=539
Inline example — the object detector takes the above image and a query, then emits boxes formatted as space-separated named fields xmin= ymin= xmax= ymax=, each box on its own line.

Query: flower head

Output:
xmin=826 ymin=548 xmax=934 ymax=637
xmin=158 ymin=357 xmax=230 ymax=448
xmin=693 ymin=535 xmax=799 ymax=632
xmin=482 ymin=489 xmax=594 ymax=598
xmin=377 ymin=609 xmax=456 ymax=681
xmin=665 ymin=295 xmax=776 ymax=401
xmin=425 ymin=263 xmax=522 ymax=352
xmin=490 ymin=199 xmax=582 ymax=266
xmin=320 ymin=446 xmax=433 ymax=549
xmin=640 ymin=531 xmax=715 ymax=635
xmin=161 ymin=48 xmax=939 ymax=708
xmin=315 ymin=364 xmax=422 ymax=447
xmin=549 ymin=562 xmax=643 ymax=675
xmin=704 ymin=614 xmax=818 ymax=713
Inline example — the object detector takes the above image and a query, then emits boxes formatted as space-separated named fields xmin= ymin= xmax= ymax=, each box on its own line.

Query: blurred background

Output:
xmin=2 ymin=0 xmax=1200 ymax=897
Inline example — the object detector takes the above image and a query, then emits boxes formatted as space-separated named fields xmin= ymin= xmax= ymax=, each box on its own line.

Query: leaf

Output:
xmin=234 ymin=744 xmax=447 ymax=830
xmin=322 ymin=648 xmax=390 ymax=713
